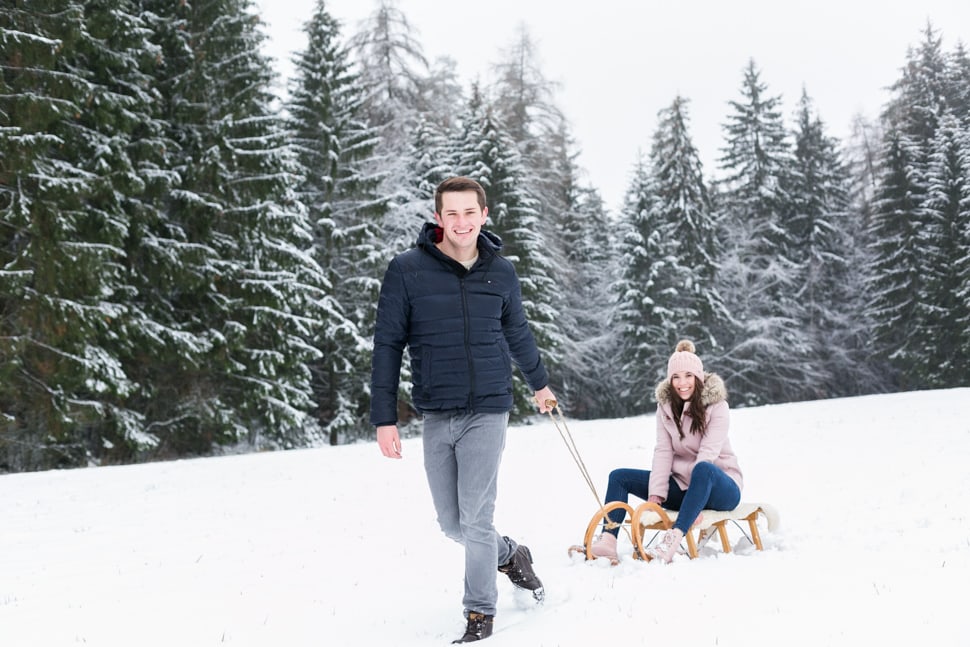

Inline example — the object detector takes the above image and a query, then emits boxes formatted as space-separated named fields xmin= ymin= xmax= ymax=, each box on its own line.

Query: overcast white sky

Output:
xmin=253 ymin=0 xmax=970 ymax=212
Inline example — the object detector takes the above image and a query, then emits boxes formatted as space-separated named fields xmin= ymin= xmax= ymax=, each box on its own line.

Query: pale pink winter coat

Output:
xmin=648 ymin=373 xmax=743 ymax=501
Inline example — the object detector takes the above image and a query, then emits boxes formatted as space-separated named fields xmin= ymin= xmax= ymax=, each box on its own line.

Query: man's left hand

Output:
xmin=534 ymin=386 xmax=557 ymax=414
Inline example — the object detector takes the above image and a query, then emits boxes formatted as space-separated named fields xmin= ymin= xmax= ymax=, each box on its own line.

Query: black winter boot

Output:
xmin=498 ymin=540 xmax=544 ymax=602
xmin=452 ymin=612 xmax=493 ymax=643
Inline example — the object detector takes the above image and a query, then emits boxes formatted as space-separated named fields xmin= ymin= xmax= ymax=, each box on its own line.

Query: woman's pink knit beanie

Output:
xmin=667 ymin=339 xmax=704 ymax=384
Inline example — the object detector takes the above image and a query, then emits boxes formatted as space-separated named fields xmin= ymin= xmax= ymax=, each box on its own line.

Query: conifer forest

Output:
xmin=2 ymin=1 xmax=968 ymax=471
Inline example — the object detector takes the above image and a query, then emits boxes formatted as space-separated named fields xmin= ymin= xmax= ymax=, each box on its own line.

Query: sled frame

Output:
xmin=574 ymin=501 xmax=774 ymax=563
xmin=632 ymin=501 xmax=767 ymax=560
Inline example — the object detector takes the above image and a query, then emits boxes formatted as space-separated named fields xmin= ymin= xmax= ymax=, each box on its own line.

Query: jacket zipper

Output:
xmin=460 ymin=276 xmax=475 ymax=411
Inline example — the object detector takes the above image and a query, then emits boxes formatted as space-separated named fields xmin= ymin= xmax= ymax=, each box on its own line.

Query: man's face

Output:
xmin=434 ymin=190 xmax=488 ymax=262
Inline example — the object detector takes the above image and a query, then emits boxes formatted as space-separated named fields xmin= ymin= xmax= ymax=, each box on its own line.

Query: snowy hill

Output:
xmin=2 ymin=388 xmax=967 ymax=646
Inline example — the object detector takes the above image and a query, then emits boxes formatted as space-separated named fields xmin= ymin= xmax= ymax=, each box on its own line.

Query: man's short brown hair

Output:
xmin=435 ymin=177 xmax=487 ymax=213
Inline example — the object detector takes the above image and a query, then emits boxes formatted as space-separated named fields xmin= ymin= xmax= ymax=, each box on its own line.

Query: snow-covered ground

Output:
xmin=2 ymin=387 xmax=967 ymax=646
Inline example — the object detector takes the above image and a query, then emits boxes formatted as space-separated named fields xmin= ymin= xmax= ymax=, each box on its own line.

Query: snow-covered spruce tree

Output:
xmin=141 ymin=0 xmax=325 ymax=453
xmin=911 ymin=111 xmax=970 ymax=386
xmin=867 ymin=25 xmax=950 ymax=389
xmin=716 ymin=59 xmax=816 ymax=405
xmin=0 ymin=0 xmax=173 ymax=470
xmin=885 ymin=24 xmax=950 ymax=147
xmin=944 ymin=42 xmax=970 ymax=125
xmin=538 ymin=124 xmax=619 ymax=420
xmin=788 ymin=90 xmax=878 ymax=398
xmin=645 ymin=96 xmax=728 ymax=374
xmin=956 ymin=123 xmax=970 ymax=370
xmin=452 ymin=86 xmax=563 ymax=418
xmin=287 ymin=0 xmax=385 ymax=444
xmin=865 ymin=126 xmax=926 ymax=390
xmin=611 ymin=154 xmax=666 ymax=413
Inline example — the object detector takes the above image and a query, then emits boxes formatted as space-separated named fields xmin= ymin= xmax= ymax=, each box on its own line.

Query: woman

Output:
xmin=591 ymin=340 xmax=743 ymax=563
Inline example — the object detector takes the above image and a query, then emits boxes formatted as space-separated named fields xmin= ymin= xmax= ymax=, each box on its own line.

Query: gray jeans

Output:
xmin=422 ymin=411 xmax=516 ymax=616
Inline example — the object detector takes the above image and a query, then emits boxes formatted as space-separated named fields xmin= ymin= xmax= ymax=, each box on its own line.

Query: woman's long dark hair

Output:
xmin=670 ymin=375 xmax=707 ymax=440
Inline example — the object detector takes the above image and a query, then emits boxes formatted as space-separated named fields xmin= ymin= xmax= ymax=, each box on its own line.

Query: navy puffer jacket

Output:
xmin=370 ymin=223 xmax=549 ymax=426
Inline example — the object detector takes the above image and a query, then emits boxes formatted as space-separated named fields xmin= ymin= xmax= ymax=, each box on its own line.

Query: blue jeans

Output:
xmin=602 ymin=462 xmax=741 ymax=535
xmin=422 ymin=411 xmax=516 ymax=617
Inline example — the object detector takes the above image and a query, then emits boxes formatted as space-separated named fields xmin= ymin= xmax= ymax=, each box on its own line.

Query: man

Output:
xmin=371 ymin=176 xmax=556 ymax=643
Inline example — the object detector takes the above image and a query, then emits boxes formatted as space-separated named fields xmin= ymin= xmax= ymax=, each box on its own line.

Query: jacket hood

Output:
xmin=416 ymin=222 xmax=503 ymax=255
xmin=655 ymin=372 xmax=727 ymax=407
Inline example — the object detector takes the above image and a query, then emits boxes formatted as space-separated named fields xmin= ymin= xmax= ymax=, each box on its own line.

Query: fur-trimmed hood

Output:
xmin=655 ymin=372 xmax=727 ymax=407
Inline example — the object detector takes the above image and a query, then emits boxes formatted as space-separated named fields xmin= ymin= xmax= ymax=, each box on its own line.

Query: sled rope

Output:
xmin=544 ymin=399 xmax=630 ymax=538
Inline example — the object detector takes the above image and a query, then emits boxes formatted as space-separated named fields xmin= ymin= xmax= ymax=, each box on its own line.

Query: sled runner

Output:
xmin=567 ymin=501 xmax=636 ymax=564
xmin=570 ymin=501 xmax=780 ymax=562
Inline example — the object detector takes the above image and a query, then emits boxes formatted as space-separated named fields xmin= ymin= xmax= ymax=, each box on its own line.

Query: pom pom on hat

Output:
xmin=667 ymin=339 xmax=704 ymax=384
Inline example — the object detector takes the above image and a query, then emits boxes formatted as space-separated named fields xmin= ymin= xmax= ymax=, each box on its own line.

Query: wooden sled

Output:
xmin=571 ymin=501 xmax=780 ymax=563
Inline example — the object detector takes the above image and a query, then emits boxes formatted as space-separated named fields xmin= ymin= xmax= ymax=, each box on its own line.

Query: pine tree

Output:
xmin=543 ymin=124 xmax=618 ymax=419
xmin=142 ymin=0 xmax=325 ymax=452
xmin=0 ymin=0 xmax=169 ymax=469
xmin=611 ymin=154 xmax=666 ymax=412
xmin=716 ymin=60 xmax=812 ymax=405
xmin=867 ymin=24 xmax=951 ymax=388
xmin=944 ymin=42 xmax=970 ymax=124
xmin=912 ymin=111 xmax=970 ymax=385
xmin=886 ymin=23 xmax=949 ymax=145
xmin=287 ymin=0 xmax=385 ymax=443
xmin=646 ymin=96 xmax=727 ymax=364
xmin=865 ymin=127 xmax=925 ymax=389
xmin=956 ymin=124 xmax=970 ymax=369
xmin=788 ymin=90 xmax=875 ymax=397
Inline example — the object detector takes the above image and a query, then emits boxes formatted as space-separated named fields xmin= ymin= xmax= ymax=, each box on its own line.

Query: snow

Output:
xmin=2 ymin=387 xmax=967 ymax=646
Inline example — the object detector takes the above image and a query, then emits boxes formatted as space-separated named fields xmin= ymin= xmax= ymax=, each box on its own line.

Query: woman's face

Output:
xmin=670 ymin=372 xmax=697 ymax=401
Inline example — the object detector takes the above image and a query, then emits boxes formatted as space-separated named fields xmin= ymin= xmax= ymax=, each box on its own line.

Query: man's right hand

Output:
xmin=377 ymin=425 xmax=402 ymax=459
